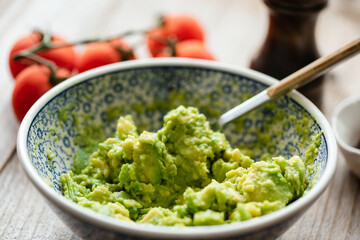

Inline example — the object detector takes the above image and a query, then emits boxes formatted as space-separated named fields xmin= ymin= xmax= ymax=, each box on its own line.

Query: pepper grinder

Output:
xmin=250 ymin=0 xmax=328 ymax=109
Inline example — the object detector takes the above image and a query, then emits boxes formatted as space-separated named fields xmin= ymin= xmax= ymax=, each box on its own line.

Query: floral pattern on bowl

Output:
xmin=26 ymin=66 xmax=327 ymax=195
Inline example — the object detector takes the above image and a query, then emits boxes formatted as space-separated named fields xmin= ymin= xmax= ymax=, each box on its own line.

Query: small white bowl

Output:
xmin=332 ymin=96 xmax=360 ymax=178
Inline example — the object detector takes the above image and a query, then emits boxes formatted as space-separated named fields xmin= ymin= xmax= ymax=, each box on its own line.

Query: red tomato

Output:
xmin=176 ymin=40 xmax=215 ymax=60
xmin=155 ymin=50 xmax=172 ymax=58
xmin=77 ymin=42 xmax=118 ymax=73
xmin=147 ymin=14 xmax=205 ymax=57
xmin=38 ymin=36 xmax=77 ymax=71
xmin=77 ymin=38 xmax=135 ymax=73
xmin=146 ymin=28 xmax=169 ymax=57
xmin=109 ymin=38 xmax=136 ymax=61
xmin=12 ymin=65 xmax=70 ymax=121
xmin=164 ymin=14 xmax=204 ymax=42
xmin=9 ymin=31 xmax=77 ymax=78
xmin=156 ymin=40 xmax=215 ymax=60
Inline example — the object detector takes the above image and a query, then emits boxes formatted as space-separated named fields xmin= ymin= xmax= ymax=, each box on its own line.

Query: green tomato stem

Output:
xmin=12 ymin=29 xmax=148 ymax=61
xmin=21 ymin=54 xmax=60 ymax=85
xmin=168 ymin=38 xmax=177 ymax=57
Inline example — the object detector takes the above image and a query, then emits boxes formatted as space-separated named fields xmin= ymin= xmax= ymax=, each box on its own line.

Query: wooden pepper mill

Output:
xmin=250 ymin=0 xmax=328 ymax=109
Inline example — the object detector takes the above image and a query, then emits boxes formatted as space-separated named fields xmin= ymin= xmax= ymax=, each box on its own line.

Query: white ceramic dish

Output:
xmin=17 ymin=58 xmax=337 ymax=239
xmin=332 ymin=96 xmax=360 ymax=179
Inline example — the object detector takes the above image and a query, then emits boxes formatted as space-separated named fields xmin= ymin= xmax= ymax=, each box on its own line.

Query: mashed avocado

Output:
xmin=60 ymin=106 xmax=318 ymax=226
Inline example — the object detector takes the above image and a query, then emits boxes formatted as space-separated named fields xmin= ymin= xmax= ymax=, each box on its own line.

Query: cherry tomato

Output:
xmin=146 ymin=28 xmax=169 ymax=57
xmin=147 ymin=14 xmax=205 ymax=57
xmin=156 ymin=40 xmax=215 ymax=60
xmin=77 ymin=42 xmax=118 ymax=73
xmin=9 ymin=31 xmax=77 ymax=78
xmin=12 ymin=65 xmax=71 ymax=121
xmin=155 ymin=51 xmax=172 ymax=58
xmin=109 ymin=38 xmax=136 ymax=61
xmin=77 ymin=38 xmax=135 ymax=73
xmin=175 ymin=40 xmax=215 ymax=60
xmin=164 ymin=14 xmax=204 ymax=42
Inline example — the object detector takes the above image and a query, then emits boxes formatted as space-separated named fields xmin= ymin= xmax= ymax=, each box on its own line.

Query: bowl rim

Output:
xmin=17 ymin=58 xmax=337 ymax=239
xmin=332 ymin=95 xmax=360 ymax=155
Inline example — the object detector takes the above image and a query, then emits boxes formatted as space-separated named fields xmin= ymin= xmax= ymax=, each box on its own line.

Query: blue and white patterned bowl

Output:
xmin=17 ymin=58 xmax=336 ymax=240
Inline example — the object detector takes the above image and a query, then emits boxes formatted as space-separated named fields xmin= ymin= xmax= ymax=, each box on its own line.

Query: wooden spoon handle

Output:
xmin=267 ymin=37 xmax=360 ymax=98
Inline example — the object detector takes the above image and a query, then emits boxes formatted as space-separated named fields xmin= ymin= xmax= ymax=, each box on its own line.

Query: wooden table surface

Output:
xmin=1 ymin=0 xmax=360 ymax=239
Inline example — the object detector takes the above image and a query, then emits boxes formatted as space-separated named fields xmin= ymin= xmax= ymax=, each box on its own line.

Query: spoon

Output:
xmin=218 ymin=37 xmax=360 ymax=126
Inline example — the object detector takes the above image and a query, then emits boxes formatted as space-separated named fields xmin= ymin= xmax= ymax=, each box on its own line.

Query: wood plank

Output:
xmin=0 ymin=0 xmax=25 ymax=170
xmin=0 ymin=155 xmax=76 ymax=240
xmin=279 ymin=186 xmax=332 ymax=239
xmin=280 ymin=157 xmax=360 ymax=240
xmin=0 ymin=101 xmax=18 ymax=170
xmin=324 ymin=160 xmax=359 ymax=240
xmin=347 ymin=178 xmax=360 ymax=240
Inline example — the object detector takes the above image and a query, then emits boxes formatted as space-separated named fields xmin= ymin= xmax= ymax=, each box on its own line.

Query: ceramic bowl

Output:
xmin=17 ymin=58 xmax=337 ymax=240
xmin=332 ymin=96 xmax=360 ymax=179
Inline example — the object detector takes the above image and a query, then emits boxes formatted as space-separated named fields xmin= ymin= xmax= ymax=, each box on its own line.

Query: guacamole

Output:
xmin=60 ymin=106 xmax=318 ymax=226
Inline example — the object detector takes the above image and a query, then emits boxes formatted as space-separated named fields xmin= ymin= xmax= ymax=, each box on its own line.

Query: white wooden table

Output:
xmin=1 ymin=0 xmax=360 ymax=239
